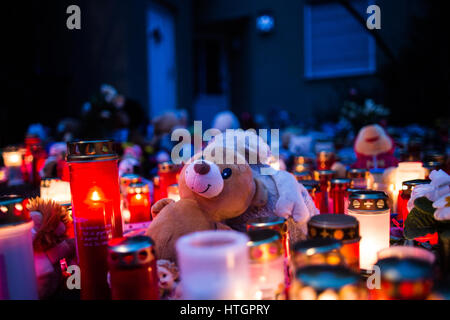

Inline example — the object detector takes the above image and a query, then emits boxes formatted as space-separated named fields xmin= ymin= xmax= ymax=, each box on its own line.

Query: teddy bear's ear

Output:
xmin=251 ymin=177 xmax=268 ymax=208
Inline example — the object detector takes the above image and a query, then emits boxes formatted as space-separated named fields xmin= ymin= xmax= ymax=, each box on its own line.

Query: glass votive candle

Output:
xmin=0 ymin=195 xmax=38 ymax=299
xmin=377 ymin=246 xmax=436 ymax=265
xmin=66 ymin=140 xmax=123 ymax=300
xmin=167 ymin=184 xmax=180 ymax=201
xmin=316 ymin=151 xmax=335 ymax=171
xmin=313 ymin=170 xmax=336 ymax=214
xmin=293 ymin=238 xmax=345 ymax=269
xmin=371 ymin=257 xmax=433 ymax=300
xmin=344 ymin=188 xmax=366 ymax=214
xmin=307 ymin=214 xmax=360 ymax=272
xmin=107 ymin=235 xmax=159 ymax=300
xmin=40 ymin=178 xmax=72 ymax=204
xmin=176 ymin=230 xmax=250 ymax=299
xmin=24 ymin=136 xmax=47 ymax=186
xmin=397 ymin=179 xmax=430 ymax=226
xmin=289 ymin=264 xmax=366 ymax=300
xmin=293 ymin=156 xmax=314 ymax=174
xmin=247 ymin=229 xmax=286 ymax=300
xmin=120 ymin=173 xmax=142 ymax=196
xmin=347 ymin=190 xmax=390 ymax=271
xmin=369 ymin=168 xmax=386 ymax=191
xmin=126 ymin=182 xmax=151 ymax=224
xmin=152 ymin=176 xmax=161 ymax=203
xmin=330 ymin=178 xmax=350 ymax=214
xmin=300 ymin=180 xmax=322 ymax=210
xmin=347 ymin=168 xmax=370 ymax=189
xmin=2 ymin=147 xmax=24 ymax=186
xmin=158 ymin=162 xmax=182 ymax=199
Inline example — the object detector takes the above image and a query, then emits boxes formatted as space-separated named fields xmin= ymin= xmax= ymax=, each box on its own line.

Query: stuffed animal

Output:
xmin=147 ymin=131 xmax=318 ymax=262
xmin=157 ymin=259 xmax=181 ymax=300
xmin=352 ymin=124 xmax=398 ymax=169
xmin=27 ymin=198 xmax=75 ymax=299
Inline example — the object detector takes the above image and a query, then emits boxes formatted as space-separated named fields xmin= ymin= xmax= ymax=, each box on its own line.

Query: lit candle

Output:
xmin=347 ymin=190 xmax=390 ymax=271
xmin=66 ymin=140 xmax=123 ymax=300
xmin=289 ymin=264 xmax=366 ymax=300
xmin=313 ymin=170 xmax=336 ymax=214
xmin=347 ymin=168 xmax=370 ymax=189
xmin=330 ymin=178 xmax=350 ymax=214
xmin=176 ymin=230 xmax=250 ymax=299
xmin=247 ymin=229 xmax=286 ymax=300
xmin=307 ymin=214 xmax=360 ymax=272
xmin=292 ymin=238 xmax=345 ymax=269
xmin=0 ymin=195 xmax=38 ymax=299
xmin=167 ymin=184 xmax=180 ymax=202
xmin=397 ymin=179 xmax=430 ymax=226
xmin=126 ymin=182 xmax=151 ymax=224
xmin=2 ymin=147 xmax=24 ymax=186
xmin=300 ymin=180 xmax=322 ymax=211
xmin=40 ymin=178 xmax=72 ymax=204
xmin=158 ymin=162 xmax=182 ymax=199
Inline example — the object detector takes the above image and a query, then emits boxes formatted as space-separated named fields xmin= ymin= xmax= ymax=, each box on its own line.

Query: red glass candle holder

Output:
xmin=107 ymin=235 xmax=159 ymax=300
xmin=313 ymin=170 xmax=336 ymax=214
xmin=316 ymin=151 xmax=335 ymax=171
xmin=293 ymin=156 xmax=314 ymax=174
xmin=398 ymin=179 xmax=431 ymax=226
xmin=23 ymin=136 xmax=47 ymax=186
xmin=66 ymin=140 xmax=123 ymax=300
xmin=157 ymin=162 xmax=182 ymax=199
xmin=300 ymin=180 xmax=321 ymax=211
xmin=330 ymin=178 xmax=350 ymax=214
xmin=152 ymin=176 xmax=161 ymax=203
xmin=294 ymin=171 xmax=312 ymax=182
xmin=126 ymin=182 xmax=151 ymax=223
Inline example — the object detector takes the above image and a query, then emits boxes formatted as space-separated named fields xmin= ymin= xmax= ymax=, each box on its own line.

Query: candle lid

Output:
xmin=308 ymin=214 xmax=359 ymax=241
xmin=0 ymin=195 xmax=31 ymax=228
xmin=294 ymin=238 xmax=342 ymax=255
xmin=108 ymin=235 xmax=156 ymax=269
xmin=348 ymin=190 xmax=389 ymax=211
xmin=66 ymin=140 xmax=118 ymax=162
xmin=128 ymin=182 xmax=149 ymax=193
xmin=247 ymin=229 xmax=283 ymax=262
xmin=314 ymin=170 xmax=336 ymax=179
xmin=347 ymin=168 xmax=369 ymax=179
xmin=300 ymin=180 xmax=320 ymax=192
xmin=402 ymin=179 xmax=431 ymax=195
xmin=331 ymin=179 xmax=351 ymax=189
xmin=246 ymin=216 xmax=287 ymax=235
xmin=158 ymin=161 xmax=182 ymax=173
xmin=294 ymin=171 xmax=312 ymax=181
xmin=295 ymin=264 xmax=360 ymax=291
xmin=375 ymin=257 xmax=433 ymax=282
xmin=120 ymin=173 xmax=142 ymax=184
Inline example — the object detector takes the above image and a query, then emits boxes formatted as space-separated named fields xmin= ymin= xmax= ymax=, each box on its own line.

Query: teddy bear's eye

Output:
xmin=221 ymin=168 xmax=232 ymax=180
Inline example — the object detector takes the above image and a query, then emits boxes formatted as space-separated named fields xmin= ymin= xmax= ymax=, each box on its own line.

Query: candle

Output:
xmin=377 ymin=246 xmax=436 ymax=265
xmin=247 ymin=229 xmax=286 ymax=300
xmin=176 ymin=230 xmax=250 ymax=299
xmin=292 ymin=238 xmax=345 ymax=269
xmin=107 ymin=235 xmax=159 ymax=300
xmin=371 ymin=257 xmax=433 ymax=300
xmin=307 ymin=214 xmax=360 ymax=272
xmin=316 ymin=151 xmax=335 ymax=171
xmin=347 ymin=168 xmax=370 ymax=189
xmin=330 ymin=178 xmax=350 ymax=214
xmin=293 ymin=156 xmax=314 ymax=173
xmin=0 ymin=195 xmax=38 ymax=300
xmin=300 ymin=180 xmax=322 ymax=211
xmin=23 ymin=136 xmax=47 ymax=186
xmin=119 ymin=173 xmax=142 ymax=197
xmin=2 ymin=147 xmax=24 ymax=186
xmin=313 ymin=170 xmax=336 ymax=214
xmin=152 ymin=176 xmax=161 ymax=203
xmin=293 ymin=171 xmax=312 ymax=182
xmin=289 ymin=264 xmax=366 ymax=300
xmin=158 ymin=162 xmax=182 ymax=199
xmin=66 ymin=140 xmax=123 ymax=300
xmin=347 ymin=190 xmax=390 ymax=271
xmin=167 ymin=184 xmax=180 ymax=202
xmin=126 ymin=182 xmax=151 ymax=224
xmin=40 ymin=178 xmax=72 ymax=204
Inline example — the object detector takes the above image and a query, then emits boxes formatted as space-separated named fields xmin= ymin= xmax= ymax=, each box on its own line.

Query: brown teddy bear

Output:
xmin=147 ymin=138 xmax=315 ymax=262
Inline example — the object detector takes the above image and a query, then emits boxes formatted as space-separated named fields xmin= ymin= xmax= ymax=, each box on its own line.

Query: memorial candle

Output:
xmin=126 ymin=182 xmax=151 ymax=223
xmin=313 ymin=170 xmax=336 ymax=214
xmin=158 ymin=162 xmax=182 ymax=199
xmin=2 ymin=147 xmax=24 ymax=186
xmin=330 ymin=178 xmax=350 ymax=214
xmin=66 ymin=140 xmax=123 ymax=300
xmin=397 ymin=179 xmax=430 ymax=225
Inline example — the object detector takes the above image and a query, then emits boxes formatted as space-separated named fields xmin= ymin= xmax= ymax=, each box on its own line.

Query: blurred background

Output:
xmin=1 ymin=0 xmax=449 ymax=147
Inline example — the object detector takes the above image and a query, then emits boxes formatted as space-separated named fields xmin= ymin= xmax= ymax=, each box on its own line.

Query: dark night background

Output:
xmin=1 ymin=0 xmax=450 ymax=147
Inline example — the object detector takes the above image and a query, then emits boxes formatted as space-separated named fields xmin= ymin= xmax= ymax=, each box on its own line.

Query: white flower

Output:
xmin=407 ymin=169 xmax=450 ymax=212
xmin=433 ymin=194 xmax=450 ymax=221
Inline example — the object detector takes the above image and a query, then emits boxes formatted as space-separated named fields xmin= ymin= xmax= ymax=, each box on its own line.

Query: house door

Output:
xmin=146 ymin=4 xmax=177 ymax=118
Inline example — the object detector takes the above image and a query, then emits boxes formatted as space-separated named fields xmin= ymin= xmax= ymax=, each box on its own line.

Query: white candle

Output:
xmin=176 ymin=230 xmax=250 ymax=299
xmin=347 ymin=190 xmax=390 ymax=270
xmin=2 ymin=148 xmax=24 ymax=186
xmin=40 ymin=178 xmax=72 ymax=204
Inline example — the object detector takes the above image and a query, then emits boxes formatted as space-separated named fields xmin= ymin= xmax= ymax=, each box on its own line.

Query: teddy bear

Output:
xmin=352 ymin=124 xmax=398 ymax=169
xmin=27 ymin=197 xmax=76 ymax=299
xmin=147 ymin=130 xmax=318 ymax=262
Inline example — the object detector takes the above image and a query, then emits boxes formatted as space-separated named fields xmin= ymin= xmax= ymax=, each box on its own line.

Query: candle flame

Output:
xmin=91 ymin=190 xmax=101 ymax=201
xmin=135 ymin=193 xmax=142 ymax=200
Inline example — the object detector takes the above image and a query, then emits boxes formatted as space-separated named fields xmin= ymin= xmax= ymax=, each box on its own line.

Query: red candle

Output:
xmin=300 ymin=180 xmax=322 ymax=211
xmin=316 ymin=151 xmax=335 ymax=171
xmin=347 ymin=168 xmax=370 ymax=189
xmin=66 ymin=140 xmax=123 ymax=300
xmin=398 ymin=179 xmax=430 ymax=225
xmin=330 ymin=179 xmax=350 ymax=214
xmin=23 ymin=136 xmax=47 ymax=186
xmin=313 ymin=170 xmax=336 ymax=214
xmin=126 ymin=182 xmax=151 ymax=223
xmin=157 ymin=162 xmax=181 ymax=199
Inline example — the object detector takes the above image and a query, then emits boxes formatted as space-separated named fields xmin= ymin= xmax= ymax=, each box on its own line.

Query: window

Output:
xmin=304 ymin=0 xmax=376 ymax=79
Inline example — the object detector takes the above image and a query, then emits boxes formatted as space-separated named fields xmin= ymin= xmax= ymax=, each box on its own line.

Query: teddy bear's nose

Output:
xmin=194 ymin=161 xmax=210 ymax=175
